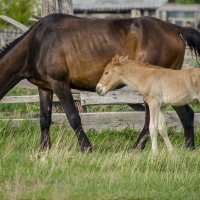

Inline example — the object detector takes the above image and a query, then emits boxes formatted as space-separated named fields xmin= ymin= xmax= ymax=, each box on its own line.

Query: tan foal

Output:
xmin=96 ymin=55 xmax=200 ymax=153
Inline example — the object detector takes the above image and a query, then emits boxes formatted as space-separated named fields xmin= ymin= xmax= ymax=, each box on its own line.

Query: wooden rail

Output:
xmin=1 ymin=84 xmax=200 ymax=131
xmin=80 ymin=89 xmax=143 ymax=106
xmin=0 ymin=94 xmax=79 ymax=104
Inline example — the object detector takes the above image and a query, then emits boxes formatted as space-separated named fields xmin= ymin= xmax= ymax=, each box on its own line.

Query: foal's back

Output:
xmin=143 ymin=67 xmax=200 ymax=106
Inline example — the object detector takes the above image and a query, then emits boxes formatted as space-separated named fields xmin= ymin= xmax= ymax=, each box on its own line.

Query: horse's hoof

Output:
xmin=81 ymin=145 xmax=92 ymax=153
xmin=40 ymin=145 xmax=51 ymax=151
xmin=132 ymin=144 xmax=145 ymax=151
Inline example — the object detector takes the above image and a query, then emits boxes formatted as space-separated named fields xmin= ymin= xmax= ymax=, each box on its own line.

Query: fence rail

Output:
xmin=1 ymin=82 xmax=200 ymax=131
xmin=0 ymin=29 xmax=23 ymax=47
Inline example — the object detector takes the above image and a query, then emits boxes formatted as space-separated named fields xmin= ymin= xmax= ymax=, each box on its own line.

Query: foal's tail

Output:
xmin=180 ymin=27 xmax=200 ymax=60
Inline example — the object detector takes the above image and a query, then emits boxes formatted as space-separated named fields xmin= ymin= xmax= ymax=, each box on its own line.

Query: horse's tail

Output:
xmin=180 ymin=27 xmax=200 ymax=59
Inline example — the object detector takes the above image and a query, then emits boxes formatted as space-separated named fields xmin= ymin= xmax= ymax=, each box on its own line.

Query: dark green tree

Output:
xmin=0 ymin=0 xmax=39 ymax=28
xmin=175 ymin=0 xmax=200 ymax=3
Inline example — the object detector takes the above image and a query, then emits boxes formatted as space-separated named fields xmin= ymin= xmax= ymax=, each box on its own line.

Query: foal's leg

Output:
xmin=173 ymin=105 xmax=195 ymax=149
xmin=158 ymin=110 xmax=173 ymax=152
xmin=148 ymin=100 xmax=160 ymax=153
xmin=51 ymin=79 xmax=92 ymax=151
xmin=133 ymin=104 xmax=195 ymax=150
xmin=39 ymin=88 xmax=53 ymax=150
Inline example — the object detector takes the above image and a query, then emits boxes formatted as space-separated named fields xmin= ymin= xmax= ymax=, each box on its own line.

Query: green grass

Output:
xmin=0 ymin=88 xmax=39 ymax=119
xmin=1 ymin=88 xmax=200 ymax=199
xmin=183 ymin=58 xmax=200 ymax=68
xmin=0 ymin=121 xmax=200 ymax=200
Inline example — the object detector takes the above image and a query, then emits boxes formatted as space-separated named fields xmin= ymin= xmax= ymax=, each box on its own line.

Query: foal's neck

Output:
xmin=119 ymin=61 xmax=159 ymax=89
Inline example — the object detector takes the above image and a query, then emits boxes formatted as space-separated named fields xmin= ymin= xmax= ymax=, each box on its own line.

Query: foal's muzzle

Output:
xmin=96 ymin=84 xmax=104 ymax=96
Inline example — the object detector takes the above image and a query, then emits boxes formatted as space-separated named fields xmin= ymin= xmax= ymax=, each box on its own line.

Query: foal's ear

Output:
xmin=111 ymin=54 xmax=121 ymax=66
xmin=120 ymin=56 xmax=129 ymax=62
xmin=118 ymin=55 xmax=129 ymax=66
xmin=111 ymin=54 xmax=129 ymax=66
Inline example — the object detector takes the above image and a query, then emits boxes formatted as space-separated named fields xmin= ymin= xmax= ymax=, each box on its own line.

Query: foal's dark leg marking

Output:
xmin=132 ymin=102 xmax=150 ymax=150
xmin=39 ymin=88 xmax=53 ymax=150
xmin=173 ymin=105 xmax=195 ymax=149
xmin=51 ymin=80 xmax=92 ymax=151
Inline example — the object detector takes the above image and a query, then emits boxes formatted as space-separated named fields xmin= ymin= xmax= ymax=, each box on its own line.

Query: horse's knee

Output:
xmin=185 ymin=106 xmax=194 ymax=122
xmin=179 ymin=105 xmax=194 ymax=126
xmin=40 ymin=115 xmax=51 ymax=130
xmin=68 ymin=113 xmax=81 ymax=129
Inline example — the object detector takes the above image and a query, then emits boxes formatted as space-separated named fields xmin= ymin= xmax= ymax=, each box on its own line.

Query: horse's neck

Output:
xmin=0 ymin=37 xmax=30 ymax=73
xmin=0 ymin=35 xmax=31 ymax=99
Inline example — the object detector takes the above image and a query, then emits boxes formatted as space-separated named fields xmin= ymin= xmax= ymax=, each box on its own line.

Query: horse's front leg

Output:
xmin=173 ymin=105 xmax=195 ymax=149
xmin=38 ymin=88 xmax=53 ymax=150
xmin=51 ymin=79 xmax=92 ymax=152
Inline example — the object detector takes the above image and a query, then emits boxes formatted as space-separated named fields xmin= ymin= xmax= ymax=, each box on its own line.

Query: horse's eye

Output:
xmin=105 ymin=71 xmax=109 ymax=75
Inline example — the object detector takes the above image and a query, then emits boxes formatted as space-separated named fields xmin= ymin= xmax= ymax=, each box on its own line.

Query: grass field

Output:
xmin=0 ymin=122 xmax=200 ymax=200
xmin=0 ymin=88 xmax=200 ymax=199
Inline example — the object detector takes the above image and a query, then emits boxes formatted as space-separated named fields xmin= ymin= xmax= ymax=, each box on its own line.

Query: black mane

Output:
xmin=0 ymin=34 xmax=25 ymax=59
xmin=0 ymin=22 xmax=37 ymax=59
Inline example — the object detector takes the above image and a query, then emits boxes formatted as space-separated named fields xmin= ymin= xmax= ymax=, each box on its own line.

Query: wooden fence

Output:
xmin=0 ymin=29 xmax=23 ymax=47
xmin=1 ymin=81 xmax=200 ymax=131
xmin=0 ymin=26 xmax=198 ymax=131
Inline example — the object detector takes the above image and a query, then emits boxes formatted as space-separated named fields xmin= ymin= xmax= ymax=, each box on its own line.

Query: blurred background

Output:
xmin=0 ymin=0 xmax=200 ymax=47
xmin=0 ymin=0 xmax=200 ymax=67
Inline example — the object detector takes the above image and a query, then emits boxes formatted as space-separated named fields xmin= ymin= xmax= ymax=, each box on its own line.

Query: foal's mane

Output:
xmin=111 ymin=54 xmax=162 ymax=70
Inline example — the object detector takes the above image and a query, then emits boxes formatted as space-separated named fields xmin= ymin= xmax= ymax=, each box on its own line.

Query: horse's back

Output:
xmin=28 ymin=14 xmax=186 ymax=90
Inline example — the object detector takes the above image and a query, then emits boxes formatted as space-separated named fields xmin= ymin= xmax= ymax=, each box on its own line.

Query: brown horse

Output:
xmin=97 ymin=55 xmax=200 ymax=153
xmin=0 ymin=13 xmax=200 ymax=151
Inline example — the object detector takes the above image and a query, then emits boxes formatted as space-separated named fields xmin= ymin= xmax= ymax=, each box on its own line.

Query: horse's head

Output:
xmin=96 ymin=54 xmax=129 ymax=96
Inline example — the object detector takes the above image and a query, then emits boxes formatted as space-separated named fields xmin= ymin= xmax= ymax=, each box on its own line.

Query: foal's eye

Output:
xmin=105 ymin=71 xmax=109 ymax=75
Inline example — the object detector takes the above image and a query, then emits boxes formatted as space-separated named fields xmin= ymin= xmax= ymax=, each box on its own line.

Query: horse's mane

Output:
xmin=0 ymin=34 xmax=25 ymax=59
xmin=0 ymin=23 xmax=36 ymax=59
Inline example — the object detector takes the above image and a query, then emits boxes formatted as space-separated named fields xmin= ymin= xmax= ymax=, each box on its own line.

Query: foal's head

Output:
xmin=96 ymin=55 xmax=129 ymax=96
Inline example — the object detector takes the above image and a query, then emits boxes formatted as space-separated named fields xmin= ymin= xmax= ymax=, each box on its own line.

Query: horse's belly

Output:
xmin=162 ymin=90 xmax=197 ymax=106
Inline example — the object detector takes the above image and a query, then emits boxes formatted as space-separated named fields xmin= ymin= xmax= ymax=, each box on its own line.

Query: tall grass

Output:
xmin=0 ymin=121 xmax=200 ymax=200
xmin=0 ymin=88 xmax=200 ymax=199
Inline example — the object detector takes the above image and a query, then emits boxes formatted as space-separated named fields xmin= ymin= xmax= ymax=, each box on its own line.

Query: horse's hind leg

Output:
xmin=132 ymin=101 xmax=150 ymax=150
xmin=158 ymin=110 xmax=173 ymax=152
xmin=51 ymin=79 xmax=92 ymax=151
xmin=173 ymin=105 xmax=195 ymax=149
xmin=39 ymin=88 xmax=53 ymax=150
